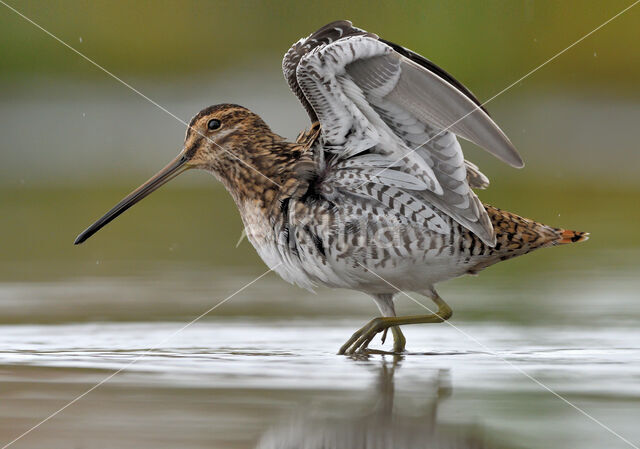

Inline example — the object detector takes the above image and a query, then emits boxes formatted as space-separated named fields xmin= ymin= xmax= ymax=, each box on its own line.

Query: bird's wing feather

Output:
xmin=282 ymin=20 xmax=374 ymax=122
xmin=284 ymin=21 xmax=522 ymax=245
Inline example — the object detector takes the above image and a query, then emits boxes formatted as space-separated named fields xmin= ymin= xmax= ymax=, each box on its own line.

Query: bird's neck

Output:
xmin=214 ymin=137 xmax=315 ymax=218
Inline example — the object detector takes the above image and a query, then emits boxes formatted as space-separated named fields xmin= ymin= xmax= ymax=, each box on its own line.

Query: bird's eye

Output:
xmin=207 ymin=119 xmax=221 ymax=130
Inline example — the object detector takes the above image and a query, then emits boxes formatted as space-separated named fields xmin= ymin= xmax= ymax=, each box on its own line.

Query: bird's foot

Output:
xmin=391 ymin=326 xmax=406 ymax=353
xmin=339 ymin=318 xmax=404 ymax=355
xmin=380 ymin=328 xmax=389 ymax=345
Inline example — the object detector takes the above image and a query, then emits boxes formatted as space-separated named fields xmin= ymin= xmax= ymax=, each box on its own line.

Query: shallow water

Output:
xmin=1 ymin=250 xmax=640 ymax=449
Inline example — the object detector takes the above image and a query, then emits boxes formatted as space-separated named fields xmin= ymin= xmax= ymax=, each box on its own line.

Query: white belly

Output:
xmin=239 ymin=200 xmax=472 ymax=295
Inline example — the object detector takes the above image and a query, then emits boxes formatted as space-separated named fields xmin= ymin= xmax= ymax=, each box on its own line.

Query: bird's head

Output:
xmin=74 ymin=103 xmax=289 ymax=245
xmin=183 ymin=104 xmax=275 ymax=171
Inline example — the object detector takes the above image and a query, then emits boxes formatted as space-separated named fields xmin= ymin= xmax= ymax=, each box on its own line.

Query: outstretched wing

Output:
xmin=282 ymin=20 xmax=522 ymax=246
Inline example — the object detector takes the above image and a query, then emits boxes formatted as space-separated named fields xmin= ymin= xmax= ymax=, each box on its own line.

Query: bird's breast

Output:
xmin=238 ymin=199 xmax=327 ymax=290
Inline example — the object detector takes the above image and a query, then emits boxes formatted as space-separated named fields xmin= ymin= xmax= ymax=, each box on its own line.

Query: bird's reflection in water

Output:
xmin=256 ymin=354 xmax=511 ymax=449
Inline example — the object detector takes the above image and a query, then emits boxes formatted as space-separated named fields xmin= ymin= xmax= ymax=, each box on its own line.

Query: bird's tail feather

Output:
xmin=485 ymin=205 xmax=589 ymax=251
xmin=555 ymin=229 xmax=590 ymax=245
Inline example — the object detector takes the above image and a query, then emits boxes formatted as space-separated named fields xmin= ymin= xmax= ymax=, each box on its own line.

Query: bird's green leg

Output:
xmin=391 ymin=326 xmax=406 ymax=353
xmin=380 ymin=326 xmax=406 ymax=353
xmin=338 ymin=294 xmax=452 ymax=355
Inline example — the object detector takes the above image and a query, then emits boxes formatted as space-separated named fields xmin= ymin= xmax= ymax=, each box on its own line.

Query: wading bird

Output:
xmin=75 ymin=21 xmax=587 ymax=354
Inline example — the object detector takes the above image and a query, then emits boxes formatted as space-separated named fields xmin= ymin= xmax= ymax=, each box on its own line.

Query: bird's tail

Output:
xmin=556 ymin=229 xmax=590 ymax=245
xmin=486 ymin=205 xmax=589 ymax=253
xmin=467 ymin=205 xmax=588 ymax=274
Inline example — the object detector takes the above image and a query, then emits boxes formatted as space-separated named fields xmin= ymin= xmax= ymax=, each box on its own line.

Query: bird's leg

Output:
xmin=391 ymin=326 xmax=406 ymax=353
xmin=338 ymin=292 xmax=452 ymax=355
xmin=379 ymin=326 xmax=405 ymax=351
xmin=379 ymin=326 xmax=406 ymax=352
xmin=364 ymin=293 xmax=406 ymax=354
xmin=380 ymin=328 xmax=389 ymax=344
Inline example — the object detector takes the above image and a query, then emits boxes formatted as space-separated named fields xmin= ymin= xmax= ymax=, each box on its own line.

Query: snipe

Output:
xmin=75 ymin=20 xmax=587 ymax=354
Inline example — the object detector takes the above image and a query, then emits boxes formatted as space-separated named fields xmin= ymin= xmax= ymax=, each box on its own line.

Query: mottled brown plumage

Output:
xmin=74 ymin=21 xmax=588 ymax=355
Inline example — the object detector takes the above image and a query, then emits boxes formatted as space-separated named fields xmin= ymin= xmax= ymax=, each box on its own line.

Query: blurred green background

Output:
xmin=1 ymin=0 xmax=639 ymax=286
xmin=2 ymin=1 xmax=639 ymax=85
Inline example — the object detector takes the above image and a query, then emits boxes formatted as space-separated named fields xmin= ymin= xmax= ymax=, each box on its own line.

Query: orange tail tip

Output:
xmin=558 ymin=229 xmax=590 ymax=244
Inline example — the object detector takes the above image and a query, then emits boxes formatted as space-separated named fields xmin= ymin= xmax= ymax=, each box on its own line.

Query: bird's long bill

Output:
xmin=74 ymin=153 xmax=190 ymax=245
